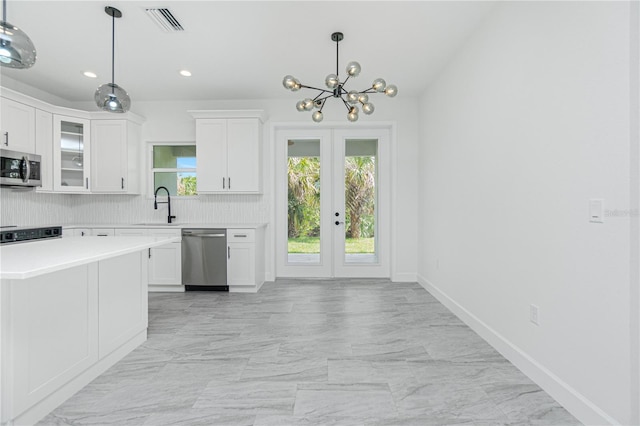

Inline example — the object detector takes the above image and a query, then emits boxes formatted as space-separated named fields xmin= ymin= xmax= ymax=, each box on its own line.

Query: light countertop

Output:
xmin=0 ymin=236 xmax=180 ymax=280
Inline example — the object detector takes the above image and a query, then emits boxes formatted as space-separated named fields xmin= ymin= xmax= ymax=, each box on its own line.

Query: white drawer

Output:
xmin=148 ymin=229 xmax=181 ymax=238
xmin=92 ymin=229 xmax=115 ymax=237
xmin=227 ymin=229 xmax=255 ymax=243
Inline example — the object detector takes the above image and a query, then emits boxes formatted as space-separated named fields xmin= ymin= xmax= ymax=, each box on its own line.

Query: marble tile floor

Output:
xmin=39 ymin=279 xmax=581 ymax=426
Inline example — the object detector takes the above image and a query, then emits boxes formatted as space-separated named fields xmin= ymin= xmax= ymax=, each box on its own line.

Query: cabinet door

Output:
xmin=227 ymin=119 xmax=261 ymax=192
xmin=227 ymin=242 xmax=255 ymax=286
xmin=115 ymin=228 xmax=148 ymax=236
xmin=9 ymin=264 xmax=99 ymax=415
xmin=53 ymin=115 xmax=91 ymax=192
xmin=0 ymin=97 xmax=36 ymax=153
xmin=91 ymin=120 xmax=127 ymax=192
xmin=195 ymin=119 xmax=227 ymax=193
xmin=149 ymin=243 xmax=182 ymax=285
xmin=35 ymin=109 xmax=53 ymax=192
xmin=91 ymin=229 xmax=115 ymax=237
xmin=73 ymin=228 xmax=91 ymax=237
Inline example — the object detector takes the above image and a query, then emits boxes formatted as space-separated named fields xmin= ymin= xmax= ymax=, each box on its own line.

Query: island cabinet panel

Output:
xmin=98 ymin=252 xmax=148 ymax=358
xmin=8 ymin=263 xmax=99 ymax=418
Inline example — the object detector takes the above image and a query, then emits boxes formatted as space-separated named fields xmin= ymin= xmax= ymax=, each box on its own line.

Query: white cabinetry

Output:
xmin=191 ymin=110 xmax=266 ymax=194
xmin=53 ymin=115 xmax=91 ymax=192
xmin=0 ymin=97 xmax=35 ymax=153
xmin=91 ymin=119 xmax=140 ymax=193
xmin=227 ymin=228 xmax=265 ymax=291
xmin=7 ymin=264 xmax=99 ymax=419
xmin=115 ymin=228 xmax=183 ymax=292
xmin=35 ymin=109 xmax=53 ymax=191
xmin=1 ymin=251 xmax=147 ymax=425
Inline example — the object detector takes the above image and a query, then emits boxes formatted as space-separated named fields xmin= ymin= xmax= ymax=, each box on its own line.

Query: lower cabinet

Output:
xmin=1 ymin=251 xmax=148 ymax=426
xmin=115 ymin=228 xmax=182 ymax=292
xmin=227 ymin=228 xmax=265 ymax=291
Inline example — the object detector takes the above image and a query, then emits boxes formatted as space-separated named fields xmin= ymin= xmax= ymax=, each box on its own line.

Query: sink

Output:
xmin=133 ymin=223 xmax=182 ymax=226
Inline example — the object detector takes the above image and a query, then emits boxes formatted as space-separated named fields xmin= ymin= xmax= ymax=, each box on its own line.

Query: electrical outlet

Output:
xmin=530 ymin=304 xmax=539 ymax=326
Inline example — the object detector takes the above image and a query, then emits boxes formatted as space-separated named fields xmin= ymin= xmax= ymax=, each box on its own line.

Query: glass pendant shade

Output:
xmin=312 ymin=111 xmax=323 ymax=123
xmin=0 ymin=21 xmax=36 ymax=68
xmin=385 ymin=84 xmax=398 ymax=97
xmin=95 ymin=83 xmax=130 ymax=113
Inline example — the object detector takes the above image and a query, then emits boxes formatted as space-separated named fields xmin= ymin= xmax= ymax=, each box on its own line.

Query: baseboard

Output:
xmin=229 ymin=286 xmax=258 ymax=293
xmin=391 ymin=272 xmax=417 ymax=282
xmin=416 ymin=274 xmax=619 ymax=426
xmin=148 ymin=285 xmax=184 ymax=292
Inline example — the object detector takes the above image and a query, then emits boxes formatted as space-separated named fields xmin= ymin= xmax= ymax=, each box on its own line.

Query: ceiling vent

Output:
xmin=145 ymin=8 xmax=184 ymax=32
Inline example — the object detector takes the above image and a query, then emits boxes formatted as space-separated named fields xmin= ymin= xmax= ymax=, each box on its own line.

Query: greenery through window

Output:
xmin=151 ymin=144 xmax=196 ymax=196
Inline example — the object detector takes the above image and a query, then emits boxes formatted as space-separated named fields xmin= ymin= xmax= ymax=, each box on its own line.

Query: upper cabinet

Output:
xmin=190 ymin=110 xmax=266 ymax=194
xmin=0 ymin=97 xmax=36 ymax=153
xmin=91 ymin=119 xmax=141 ymax=194
xmin=35 ymin=110 xmax=53 ymax=192
xmin=53 ymin=115 xmax=91 ymax=193
xmin=1 ymin=88 xmax=144 ymax=194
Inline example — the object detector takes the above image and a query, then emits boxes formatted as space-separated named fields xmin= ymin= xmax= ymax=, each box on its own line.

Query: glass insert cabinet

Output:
xmin=53 ymin=115 xmax=91 ymax=192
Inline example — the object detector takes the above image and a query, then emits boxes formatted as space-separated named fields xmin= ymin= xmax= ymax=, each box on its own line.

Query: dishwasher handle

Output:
xmin=183 ymin=233 xmax=225 ymax=238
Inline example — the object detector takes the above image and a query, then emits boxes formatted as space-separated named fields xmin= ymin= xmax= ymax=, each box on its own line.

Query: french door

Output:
xmin=275 ymin=126 xmax=390 ymax=278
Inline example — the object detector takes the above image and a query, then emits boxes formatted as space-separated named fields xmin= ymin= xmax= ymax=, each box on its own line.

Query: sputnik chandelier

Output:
xmin=282 ymin=32 xmax=397 ymax=123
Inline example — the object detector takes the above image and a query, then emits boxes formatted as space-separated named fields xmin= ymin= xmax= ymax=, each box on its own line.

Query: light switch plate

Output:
xmin=589 ymin=199 xmax=604 ymax=223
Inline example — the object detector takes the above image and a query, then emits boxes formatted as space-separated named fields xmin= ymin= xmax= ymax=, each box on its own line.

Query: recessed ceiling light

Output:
xmin=179 ymin=70 xmax=192 ymax=77
xmin=83 ymin=71 xmax=97 ymax=78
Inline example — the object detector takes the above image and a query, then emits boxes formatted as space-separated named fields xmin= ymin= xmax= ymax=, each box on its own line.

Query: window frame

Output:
xmin=147 ymin=141 xmax=197 ymax=197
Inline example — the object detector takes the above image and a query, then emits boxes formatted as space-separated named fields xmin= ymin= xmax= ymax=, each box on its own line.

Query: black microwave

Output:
xmin=0 ymin=149 xmax=42 ymax=188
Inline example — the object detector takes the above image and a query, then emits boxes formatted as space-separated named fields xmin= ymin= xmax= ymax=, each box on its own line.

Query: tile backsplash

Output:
xmin=1 ymin=189 xmax=269 ymax=227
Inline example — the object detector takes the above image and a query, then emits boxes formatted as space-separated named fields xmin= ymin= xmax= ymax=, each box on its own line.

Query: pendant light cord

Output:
xmin=2 ymin=0 xmax=7 ymax=24
xmin=111 ymin=10 xmax=115 ymax=93
xmin=335 ymin=37 xmax=339 ymax=78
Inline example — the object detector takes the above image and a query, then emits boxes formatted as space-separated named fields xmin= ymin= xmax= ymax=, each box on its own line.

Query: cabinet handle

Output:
xmin=233 ymin=234 xmax=247 ymax=238
xmin=96 ymin=234 xmax=109 ymax=237
xmin=148 ymin=248 xmax=151 ymax=258
xmin=228 ymin=246 xmax=230 ymax=259
xmin=223 ymin=177 xmax=225 ymax=189
xmin=85 ymin=177 xmax=89 ymax=189
xmin=3 ymin=131 xmax=7 ymax=146
xmin=81 ymin=231 xmax=85 ymax=237
xmin=228 ymin=177 xmax=231 ymax=189
xmin=121 ymin=177 xmax=124 ymax=189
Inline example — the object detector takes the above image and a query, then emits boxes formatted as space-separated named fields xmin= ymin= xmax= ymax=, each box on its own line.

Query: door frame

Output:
xmin=273 ymin=122 xmax=395 ymax=279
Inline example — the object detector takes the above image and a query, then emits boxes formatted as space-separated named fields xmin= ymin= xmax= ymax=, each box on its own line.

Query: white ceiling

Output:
xmin=0 ymin=1 xmax=496 ymax=103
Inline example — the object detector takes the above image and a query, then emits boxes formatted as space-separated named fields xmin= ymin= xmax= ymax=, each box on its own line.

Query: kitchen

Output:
xmin=0 ymin=1 xmax=638 ymax=425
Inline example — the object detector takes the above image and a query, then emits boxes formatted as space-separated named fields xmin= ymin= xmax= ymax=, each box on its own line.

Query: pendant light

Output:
xmin=0 ymin=0 xmax=36 ymax=68
xmin=94 ymin=6 xmax=130 ymax=113
xmin=283 ymin=32 xmax=397 ymax=123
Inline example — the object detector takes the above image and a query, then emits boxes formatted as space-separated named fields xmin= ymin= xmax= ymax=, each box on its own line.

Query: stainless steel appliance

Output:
xmin=182 ymin=228 xmax=228 ymax=291
xmin=0 ymin=149 xmax=42 ymax=188
xmin=0 ymin=226 xmax=62 ymax=244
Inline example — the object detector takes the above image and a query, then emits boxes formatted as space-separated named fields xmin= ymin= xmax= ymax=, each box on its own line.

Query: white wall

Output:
xmin=418 ymin=2 xmax=637 ymax=425
xmin=1 ymin=95 xmax=419 ymax=281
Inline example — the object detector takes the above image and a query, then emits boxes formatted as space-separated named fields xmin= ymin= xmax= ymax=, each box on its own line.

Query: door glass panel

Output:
xmin=59 ymin=121 xmax=85 ymax=188
xmin=287 ymin=139 xmax=321 ymax=264
xmin=344 ymin=139 xmax=378 ymax=264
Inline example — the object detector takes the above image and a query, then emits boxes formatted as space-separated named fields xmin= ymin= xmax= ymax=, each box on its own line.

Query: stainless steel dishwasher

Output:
xmin=182 ymin=229 xmax=228 ymax=291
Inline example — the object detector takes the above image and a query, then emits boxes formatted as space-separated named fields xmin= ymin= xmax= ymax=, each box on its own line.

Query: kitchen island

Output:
xmin=0 ymin=236 xmax=180 ymax=426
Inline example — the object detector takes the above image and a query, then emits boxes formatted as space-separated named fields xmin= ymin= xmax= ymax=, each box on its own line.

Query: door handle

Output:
xmin=335 ymin=221 xmax=344 ymax=225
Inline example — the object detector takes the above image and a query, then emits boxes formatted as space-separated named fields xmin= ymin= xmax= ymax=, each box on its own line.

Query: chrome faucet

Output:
xmin=154 ymin=186 xmax=176 ymax=224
